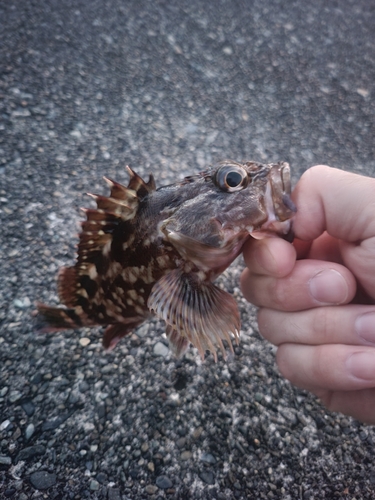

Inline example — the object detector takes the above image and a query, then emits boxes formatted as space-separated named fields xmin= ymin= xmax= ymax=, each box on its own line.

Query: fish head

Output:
xmin=161 ymin=160 xmax=296 ymax=272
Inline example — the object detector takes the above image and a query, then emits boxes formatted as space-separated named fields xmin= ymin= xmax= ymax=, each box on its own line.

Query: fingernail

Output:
xmin=309 ymin=269 xmax=348 ymax=304
xmin=355 ymin=312 xmax=375 ymax=344
xmin=346 ymin=352 xmax=375 ymax=380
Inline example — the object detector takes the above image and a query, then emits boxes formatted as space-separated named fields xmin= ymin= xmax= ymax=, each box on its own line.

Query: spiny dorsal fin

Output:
xmin=126 ymin=166 xmax=156 ymax=198
xmin=103 ymin=177 xmax=138 ymax=202
xmin=87 ymin=193 xmax=138 ymax=220
xmin=103 ymin=167 xmax=155 ymax=203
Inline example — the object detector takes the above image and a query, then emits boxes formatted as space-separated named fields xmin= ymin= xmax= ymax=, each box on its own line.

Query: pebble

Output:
xmin=16 ymin=445 xmax=46 ymax=463
xmin=155 ymin=475 xmax=173 ymax=489
xmin=96 ymin=472 xmax=107 ymax=484
xmin=145 ymin=484 xmax=158 ymax=494
xmin=192 ymin=427 xmax=203 ymax=439
xmin=79 ymin=337 xmax=91 ymax=346
xmin=21 ymin=400 xmax=35 ymax=416
xmin=42 ymin=410 xmax=74 ymax=431
xmin=0 ymin=455 xmax=12 ymax=465
xmin=0 ymin=419 xmax=11 ymax=431
xmin=79 ymin=381 xmax=89 ymax=392
xmin=200 ymin=452 xmax=216 ymax=464
xmin=180 ymin=450 xmax=192 ymax=460
xmin=9 ymin=390 xmax=22 ymax=403
xmin=153 ymin=341 xmax=169 ymax=357
xmin=11 ymin=108 xmax=31 ymax=118
xmin=90 ymin=479 xmax=100 ymax=491
xmin=199 ymin=470 xmax=215 ymax=485
xmin=25 ymin=423 xmax=35 ymax=440
xmin=176 ymin=437 xmax=186 ymax=448
xmin=13 ymin=297 xmax=31 ymax=308
xmin=30 ymin=471 xmax=57 ymax=490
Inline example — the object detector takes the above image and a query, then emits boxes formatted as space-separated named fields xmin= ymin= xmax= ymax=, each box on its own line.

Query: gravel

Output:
xmin=1 ymin=0 xmax=375 ymax=498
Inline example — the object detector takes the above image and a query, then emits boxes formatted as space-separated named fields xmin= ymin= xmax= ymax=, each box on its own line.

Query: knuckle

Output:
xmin=271 ymin=277 xmax=296 ymax=311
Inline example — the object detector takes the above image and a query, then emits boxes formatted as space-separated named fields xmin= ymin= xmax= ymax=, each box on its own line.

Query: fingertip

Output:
xmin=243 ymin=237 xmax=297 ymax=277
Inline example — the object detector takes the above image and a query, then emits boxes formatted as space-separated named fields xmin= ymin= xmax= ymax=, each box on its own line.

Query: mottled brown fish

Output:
xmin=37 ymin=160 xmax=296 ymax=360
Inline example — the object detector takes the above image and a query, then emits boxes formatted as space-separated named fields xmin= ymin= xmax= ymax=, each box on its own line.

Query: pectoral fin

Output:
xmin=166 ymin=325 xmax=190 ymax=358
xmin=147 ymin=269 xmax=240 ymax=360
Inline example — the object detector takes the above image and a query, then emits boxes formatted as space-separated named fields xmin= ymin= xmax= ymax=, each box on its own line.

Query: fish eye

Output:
xmin=214 ymin=164 xmax=248 ymax=192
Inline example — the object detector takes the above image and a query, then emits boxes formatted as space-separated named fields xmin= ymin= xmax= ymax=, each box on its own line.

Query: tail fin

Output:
xmin=35 ymin=303 xmax=84 ymax=332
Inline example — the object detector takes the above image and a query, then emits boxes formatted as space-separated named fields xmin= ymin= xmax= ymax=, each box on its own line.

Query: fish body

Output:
xmin=37 ymin=160 xmax=295 ymax=360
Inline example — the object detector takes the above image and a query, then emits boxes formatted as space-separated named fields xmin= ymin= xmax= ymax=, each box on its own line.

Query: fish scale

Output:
xmin=37 ymin=160 xmax=296 ymax=360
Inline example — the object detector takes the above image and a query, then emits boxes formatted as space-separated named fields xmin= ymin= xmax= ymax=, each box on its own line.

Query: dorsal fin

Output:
xmin=103 ymin=177 xmax=138 ymax=202
xmin=56 ymin=169 xmax=152 ymax=308
xmin=87 ymin=193 xmax=138 ymax=219
xmin=126 ymin=166 xmax=156 ymax=198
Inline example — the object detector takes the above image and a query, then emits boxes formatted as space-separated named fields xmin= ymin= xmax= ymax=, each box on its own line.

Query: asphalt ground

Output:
xmin=1 ymin=0 xmax=375 ymax=498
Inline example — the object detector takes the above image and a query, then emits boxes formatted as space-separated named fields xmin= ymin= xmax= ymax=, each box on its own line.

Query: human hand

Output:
xmin=241 ymin=165 xmax=375 ymax=424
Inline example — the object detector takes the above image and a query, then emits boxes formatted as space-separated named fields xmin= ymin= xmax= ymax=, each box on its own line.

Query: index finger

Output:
xmin=242 ymin=237 xmax=297 ymax=278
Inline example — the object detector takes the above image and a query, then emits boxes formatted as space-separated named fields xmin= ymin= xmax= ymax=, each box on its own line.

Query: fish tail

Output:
xmin=35 ymin=303 xmax=85 ymax=332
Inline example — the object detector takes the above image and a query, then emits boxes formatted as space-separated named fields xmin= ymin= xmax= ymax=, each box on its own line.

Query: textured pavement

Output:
xmin=1 ymin=1 xmax=375 ymax=498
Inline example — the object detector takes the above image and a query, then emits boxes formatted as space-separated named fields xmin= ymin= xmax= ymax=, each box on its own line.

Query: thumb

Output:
xmin=293 ymin=165 xmax=375 ymax=299
xmin=293 ymin=165 xmax=375 ymax=243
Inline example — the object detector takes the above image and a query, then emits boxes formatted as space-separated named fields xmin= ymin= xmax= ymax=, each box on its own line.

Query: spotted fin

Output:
xmin=125 ymin=166 xmax=156 ymax=198
xmin=36 ymin=303 xmax=86 ymax=332
xmin=102 ymin=320 xmax=144 ymax=350
xmin=147 ymin=269 xmax=240 ymax=360
xmin=57 ymin=168 xmax=154 ymax=309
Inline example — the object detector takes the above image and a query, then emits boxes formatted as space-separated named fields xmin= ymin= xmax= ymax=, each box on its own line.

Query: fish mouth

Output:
xmin=251 ymin=162 xmax=296 ymax=241
xmin=269 ymin=163 xmax=296 ymax=220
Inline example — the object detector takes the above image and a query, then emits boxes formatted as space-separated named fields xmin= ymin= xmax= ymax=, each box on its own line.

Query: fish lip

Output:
xmin=269 ymin=162 xmax=296 ymax=221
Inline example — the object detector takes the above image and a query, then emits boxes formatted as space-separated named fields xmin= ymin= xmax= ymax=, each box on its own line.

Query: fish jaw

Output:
xmin=250 ymin=162 xmax=296 ymax=241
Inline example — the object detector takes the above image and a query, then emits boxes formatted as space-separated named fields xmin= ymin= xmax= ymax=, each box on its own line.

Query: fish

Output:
xmin=36 ymin=160 xmax=296 ymax=360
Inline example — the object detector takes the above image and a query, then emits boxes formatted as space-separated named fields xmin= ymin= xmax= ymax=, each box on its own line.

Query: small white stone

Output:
xmin=0 ymin=420 xmax=10 ymax=431
xmin=153 ymin=342 xmax=169 ymax=357
xmin=79 ymin=337 xmax=91 ymax=347
xmin=25 ymin=423 xmax=35 ymax=440
xmin=222 ymin=46 xmax=233 ymax=55
xmin=357 ymin=88 xmax=369 ymax=98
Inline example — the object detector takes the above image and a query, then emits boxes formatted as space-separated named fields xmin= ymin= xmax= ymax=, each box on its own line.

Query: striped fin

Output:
xmin=148 ymin=269 xmax=240 ymax=361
